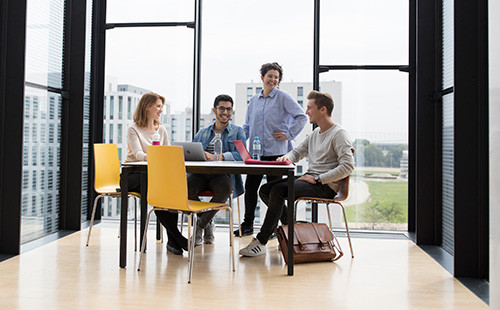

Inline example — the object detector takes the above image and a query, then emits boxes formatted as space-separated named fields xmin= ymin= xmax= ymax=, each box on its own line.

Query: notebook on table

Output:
xmin=233 ymin=140 xmax=292 ymax=165
xmin=171 ymin=142 xmax=207 ymax=161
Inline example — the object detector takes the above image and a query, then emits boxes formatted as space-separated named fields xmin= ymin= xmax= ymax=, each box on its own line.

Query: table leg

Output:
xmin=120 ymin=169 xmax=129 ymax=268
xmin=287 ymin=169 xmax=295 ymax=276
xmin=140 ymin=172 xmax=148 ymax=251
xmin=312 ymin=202 xmax=318 ymax=223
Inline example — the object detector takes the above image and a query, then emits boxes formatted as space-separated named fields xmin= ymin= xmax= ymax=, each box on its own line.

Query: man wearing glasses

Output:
xmin=188 ymin=94 xmax=246 ymax=247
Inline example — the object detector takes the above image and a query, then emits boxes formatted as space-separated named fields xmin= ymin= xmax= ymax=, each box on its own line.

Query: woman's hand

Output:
xmin=272 ymin=130 xmax=288 ymax=141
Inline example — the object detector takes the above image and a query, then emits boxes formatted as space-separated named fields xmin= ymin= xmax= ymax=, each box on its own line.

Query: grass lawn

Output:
xmin=346 ymin=181 xmax=408 ymax=224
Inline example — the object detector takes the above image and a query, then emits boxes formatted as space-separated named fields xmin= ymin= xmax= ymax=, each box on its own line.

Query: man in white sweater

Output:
xmin=239 ymin=90 xmax=355 ymax=257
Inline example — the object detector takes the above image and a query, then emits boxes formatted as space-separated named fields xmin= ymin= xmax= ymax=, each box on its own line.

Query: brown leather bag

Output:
xmin=276 ymin=221 xmax=343 ymax=264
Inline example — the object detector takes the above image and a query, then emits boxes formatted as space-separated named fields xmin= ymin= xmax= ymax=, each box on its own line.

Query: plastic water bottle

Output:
xmin=152 ymin=131 xmax=160 ymax=146
xmin=252 ymin=137 xmax=261 ymax=160
xmin=213 ymin=132 xmax=222 ymax=161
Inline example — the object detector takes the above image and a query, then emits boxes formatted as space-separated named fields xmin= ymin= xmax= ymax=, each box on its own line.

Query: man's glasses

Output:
xmin=217 ymin=106 xmax=233 ymax=112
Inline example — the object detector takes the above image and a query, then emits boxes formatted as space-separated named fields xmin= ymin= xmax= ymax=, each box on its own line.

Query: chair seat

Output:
xmin=95 ymin=186 xmax=141 ymax=197
xmin=154 ymin=200 xmax=229 ymax=213
xmin=296 ymin=196 xmax=341 ymax=203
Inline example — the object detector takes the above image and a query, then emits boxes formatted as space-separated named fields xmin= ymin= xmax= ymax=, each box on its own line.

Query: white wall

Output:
xmin=489 ymin=0 xmax=500 ymax=308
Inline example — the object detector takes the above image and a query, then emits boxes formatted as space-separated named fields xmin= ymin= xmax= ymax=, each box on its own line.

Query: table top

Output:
xmin=122 ymin=160 xmax=295 ymax=169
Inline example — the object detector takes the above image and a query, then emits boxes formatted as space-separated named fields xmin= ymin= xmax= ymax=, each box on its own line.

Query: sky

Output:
xmin=104 ymin=0 xmax=409 ymax=141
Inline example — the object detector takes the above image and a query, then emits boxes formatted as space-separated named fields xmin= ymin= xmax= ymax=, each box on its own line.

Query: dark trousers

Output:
xmin=120 ymin=172 xmax=187 ymax=249
xmin=187 ymin=173 xmax=232 ymax=228
xmin=243 ymin=155 xmax=282 ymax=227
xmin=256 ymin=176 xmax=337 ymax=245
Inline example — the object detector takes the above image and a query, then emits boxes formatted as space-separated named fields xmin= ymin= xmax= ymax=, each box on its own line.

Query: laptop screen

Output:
xmin=233 ymin=140 xmax=251 ymax=161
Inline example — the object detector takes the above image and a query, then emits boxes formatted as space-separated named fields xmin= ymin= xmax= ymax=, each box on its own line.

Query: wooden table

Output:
xmin=120 ymin=161 xmax=297 ymax=275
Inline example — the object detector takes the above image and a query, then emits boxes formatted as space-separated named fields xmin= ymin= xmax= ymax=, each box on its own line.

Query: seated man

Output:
xmin=239 ymin=90 xmax=355 ymax=257
xmin=190 ymin=94 xmax=246 ymax=246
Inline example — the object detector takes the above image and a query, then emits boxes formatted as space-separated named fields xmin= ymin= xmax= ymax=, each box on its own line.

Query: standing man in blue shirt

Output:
xmin=189 ymin=94 xmax=246 ymax=247
xmin=236 ymin=62 xmax=307 ymax=237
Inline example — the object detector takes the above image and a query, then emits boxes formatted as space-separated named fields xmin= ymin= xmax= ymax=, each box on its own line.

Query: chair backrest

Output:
xmin=333 ymin=148 xmax=355 ymax=202
xmin=147 ymin=146 xmax=190 ymax=212
xmin=94 ymin=144 xmax=121 ymax=192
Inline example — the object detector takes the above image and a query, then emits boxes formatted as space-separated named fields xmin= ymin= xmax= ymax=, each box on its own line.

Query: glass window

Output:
xmin=127 ymin=97 xmax=132 ymax=120
xmin=320 ymin=0 xmax=408 ymax=65
xmin=118 ymin=96 xmax=123 ymax=119
xmin=23 ymin=171 xmax=29 ymax=189
xmin=109 ymin=124 xmax=114 ymax=143
xmin=106 ymin=0 xmax=193 ymax=24
xmin=117 ymin=124 xmax=122 ymax=144
xmin=246 ymin=87 xmax=253 ymax=104
xmin=297 ymin=86 xmax=304 ymax=107
xmin=109 ymin=96 xmax=114 ymax=120
xmin=321 ymin=70 xmax=408 ymax=231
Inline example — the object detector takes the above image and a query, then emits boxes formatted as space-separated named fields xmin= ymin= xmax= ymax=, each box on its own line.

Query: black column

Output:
xmin=88 ymin=0 xmax=107 ymax=221
xmin=0 ymin=0 xmax=27 ymax=255
xmin=453 ymin=0 xmax=489 ymax=278
xmin=414 ymin=0 xmax=441 ymax=245
xmin=59 ymin=0 xmax=88 ymax=230
xmin=407 ymin=0 xmax=416 ymax=234
xmin=192 ymin=0 xmax=202 ymax=139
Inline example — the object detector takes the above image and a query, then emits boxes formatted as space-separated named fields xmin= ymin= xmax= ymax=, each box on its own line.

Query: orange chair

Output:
xmin=86 ymin=144 xmax=140 ymax=250
xmin=294 ymin=149 xmax=355 ymax=258
xmin=138 ymin=146 xmax=234 ymax=283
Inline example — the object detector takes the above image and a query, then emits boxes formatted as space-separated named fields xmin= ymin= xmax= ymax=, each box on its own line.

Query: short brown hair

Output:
xmin=260 ymin=62 xmax=283 ymax=82
xmin=133 ymin=92 xmax=165 ymax=128
xmin=307 ymin=90 xmax=334 ymax=116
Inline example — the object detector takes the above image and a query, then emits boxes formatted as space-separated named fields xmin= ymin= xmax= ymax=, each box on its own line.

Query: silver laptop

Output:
xmin=171 ymin=142 xmax=207 ymax=161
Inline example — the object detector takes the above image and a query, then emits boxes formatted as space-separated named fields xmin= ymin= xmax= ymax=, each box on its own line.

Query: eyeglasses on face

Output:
xmin=216 ymin=106 xmax=233 ymax=112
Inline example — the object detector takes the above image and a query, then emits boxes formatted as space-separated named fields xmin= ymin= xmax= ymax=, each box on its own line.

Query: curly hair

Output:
xmin=260 ymin=62 xmax=283 ymax=82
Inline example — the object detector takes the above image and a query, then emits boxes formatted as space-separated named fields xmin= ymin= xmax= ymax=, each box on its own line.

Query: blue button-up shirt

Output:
xmin=243 ymin=87 xmax=307 ymax=156
xmin=193 ymin=122 xmax=246 ymax=198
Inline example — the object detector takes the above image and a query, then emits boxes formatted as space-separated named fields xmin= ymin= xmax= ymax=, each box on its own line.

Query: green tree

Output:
xmin=375 ymin=201 xmax=405 ymax=223
xmin=364 ymin=144 xmax=385 ymax=167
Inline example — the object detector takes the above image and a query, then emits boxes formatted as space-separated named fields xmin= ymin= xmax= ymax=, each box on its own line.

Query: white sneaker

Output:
xmin=239 ymin=238 xmax=267 ymax=257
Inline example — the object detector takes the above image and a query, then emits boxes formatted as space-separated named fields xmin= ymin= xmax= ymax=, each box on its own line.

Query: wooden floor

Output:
xmin=0 ymin=224 xmax=488 ymax=309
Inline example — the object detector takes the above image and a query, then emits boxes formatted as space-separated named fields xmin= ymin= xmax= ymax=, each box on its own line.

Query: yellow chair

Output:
xmin=86 ymin=144 xmax=140 ymax=250
xmin=138 ymin=146 xmax=235 ymax=283
xmin=294 ymin=149 xmax=355 ymax=258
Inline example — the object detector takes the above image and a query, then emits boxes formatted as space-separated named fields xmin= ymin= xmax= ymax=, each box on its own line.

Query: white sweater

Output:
xmin=286 ymin=124 xmax=355 ymax=192
xmin=125 ymin=123 xmax=169 ymax=162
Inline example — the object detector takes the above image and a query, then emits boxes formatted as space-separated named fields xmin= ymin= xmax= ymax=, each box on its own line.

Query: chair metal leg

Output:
xmin=236 ymin=196 xmax=242 ymax=238
xmin=134 ymin=197 xmax=138 ymax=251
xmin=228 ymin=207 xmax=235 ymax=271
xmin=86 ymin=195 xmax=104 ymax=246
xmin=188 ymin=213 xmax=197 ymax=283
xmin=326 ymin=203 xmax=333 ymax=231
xmin=294 ymin=200 xmax=300 ymax=221
xmin=337 ymin=202 xmax=354 ymax=258
xmin=138 ymin=209 xmax=155 ymax=271
xmin=187 ymin=214 xmax=192 ymax=262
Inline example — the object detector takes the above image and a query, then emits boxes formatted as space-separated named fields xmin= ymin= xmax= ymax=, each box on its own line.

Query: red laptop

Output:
xmin=233 ymin=140 xmax=292 ymax=165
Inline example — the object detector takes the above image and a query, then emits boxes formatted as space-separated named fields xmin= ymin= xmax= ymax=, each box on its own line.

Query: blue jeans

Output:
xmin=187 ymin=173 xmax=232 ymax=228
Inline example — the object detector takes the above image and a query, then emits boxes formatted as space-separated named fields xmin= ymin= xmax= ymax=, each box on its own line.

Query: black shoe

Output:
xmin=234 ymin=225 xmax=253 ymax=237
xmin=166 ymin=243 xmax=183 ymax=255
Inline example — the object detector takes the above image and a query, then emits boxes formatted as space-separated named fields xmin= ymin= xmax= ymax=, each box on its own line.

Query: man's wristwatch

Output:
xmin=314 ymin=175 xmax=320 ymax=183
